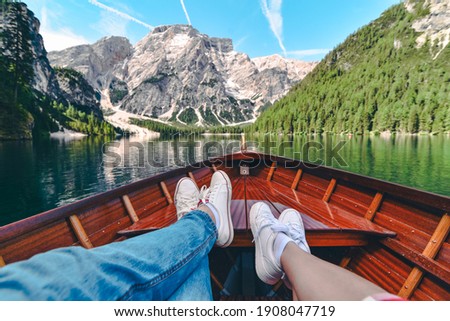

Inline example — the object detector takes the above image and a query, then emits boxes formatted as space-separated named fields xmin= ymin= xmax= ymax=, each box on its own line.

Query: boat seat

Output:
xmin=236 ymin=176 xmax=396 ymax=246
xmin=118 ymin=176 xmax=395 ymax=248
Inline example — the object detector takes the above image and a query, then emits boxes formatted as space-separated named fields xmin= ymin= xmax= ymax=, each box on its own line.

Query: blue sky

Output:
xmin=25 ymin=0 xmax=401 ymax=61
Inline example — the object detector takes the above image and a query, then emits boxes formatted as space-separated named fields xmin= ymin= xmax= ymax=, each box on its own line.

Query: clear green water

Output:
xmin=0 ymin=134 xmax=449 ymax=226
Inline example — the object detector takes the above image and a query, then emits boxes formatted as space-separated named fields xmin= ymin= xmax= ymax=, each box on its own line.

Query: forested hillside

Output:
xmin=0 ymin=2 xmax=115 ymax=140
xmin=251 ymin=1 xmax=450 ymax=135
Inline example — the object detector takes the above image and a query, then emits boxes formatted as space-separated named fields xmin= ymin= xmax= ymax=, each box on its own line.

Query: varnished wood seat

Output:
xmin=118 ymin=174 xmax=395 ymax=248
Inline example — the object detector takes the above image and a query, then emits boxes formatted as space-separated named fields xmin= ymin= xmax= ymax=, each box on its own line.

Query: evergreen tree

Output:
xmin=1 ymin=1 xmax=34 ymax=106
xmin=250 ymin=1 xmax=449 ymax=135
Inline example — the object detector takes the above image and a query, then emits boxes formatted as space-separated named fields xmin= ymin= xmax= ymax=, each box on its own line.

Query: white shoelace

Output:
xmin=253 ymin=217 xmax=306 ymax=246
xmin=199 ymin=184 xmax=219 ymax=203
xmin=283 ymin=222 xmax=306 ymax=245
xmin=252 ymin=217 xmax=290 ymax=242
xmin=199 ymin=185 xmax=209 ymax=202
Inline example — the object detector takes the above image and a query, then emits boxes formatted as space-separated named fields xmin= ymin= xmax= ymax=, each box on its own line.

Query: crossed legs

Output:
xmin=177 ymin=171 xmax=397 ymax=301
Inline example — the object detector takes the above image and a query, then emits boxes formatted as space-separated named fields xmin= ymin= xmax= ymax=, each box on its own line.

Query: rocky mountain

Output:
xmin=48 ymin=25 xmax=317 ymax=126
xmin=0 ymin=2 xmax=114 ymax=139
xmin=252 ymin=54 xmax=316 ymax=81
xmin=408 ymin=0 xmax=450 ymax=59
xmin=48 ymin=36 xmax=133 ymax=93
xmin=251 ymin=0 xmax=450 ymax=135
xmin=53 ymin=67 xmax=103 ymax=118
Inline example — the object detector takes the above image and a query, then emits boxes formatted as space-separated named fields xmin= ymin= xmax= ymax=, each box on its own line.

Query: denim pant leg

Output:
xmin=0 ymin=210 xmax=217 ymax=301
xmin=167 ymin=257 xmax=213 ymax=301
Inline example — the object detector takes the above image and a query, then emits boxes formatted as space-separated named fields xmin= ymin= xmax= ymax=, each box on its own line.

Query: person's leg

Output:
xmin=281 ymin=243 xmax=388 ymax=301
xmin=250 ymin=202 xmax=398 ymax=301
xmin=0 ymin=209 xmax=217 ymax=301
xmin=0 ymin=171 xmax=233 ymax=301
xmin=167 ymin=257 xmax=213 ymax=301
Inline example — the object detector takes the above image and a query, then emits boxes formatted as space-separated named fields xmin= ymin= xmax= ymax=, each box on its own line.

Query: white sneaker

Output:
xmin=278 ymin=209 xmax=310 ymax=254
xmin=174 ymin=177 xmax=199 ymax=219
xmin=200 ymin=170 xmax=233 ymax=247
xmin=250 ymin=202 xmax=288 ymax=285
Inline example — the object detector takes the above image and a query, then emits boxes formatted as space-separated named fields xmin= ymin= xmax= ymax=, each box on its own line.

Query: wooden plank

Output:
xmin=230 ymin=230 xmax=369 ymax=248
xmin=247 ymin=177 xmax=396 ymax=237
xmin=68 ymin=215 xmax=94 ymax=249
xmin=365 ymin=192 xmax=383 ymax=221
xmin=188 ymin=172 xmax=198 ymax=187
xmin=291 ymin=169 xmax=303 ymax=190
xmin=322 ymin=178 xmax=337 ymax=202
xmin=423 ymin=213 xmax=450 ymax=258
xmin=160 ymin=181 xmax=173 ymax=204
xmin=117 ymin=205 xmax=177 ymax=237
xmin=0 ymin=220 xmax=78 ymax=264
xmin=398 ymin=213 xmax=450 ymax=298
xmin=339 ymin=256 xmax=352 ymax=268
xmin=122 ymin=195 xmax=139 ymax=223
xmin=380 ymin=238 xmax=450 ymax=286
xmin=266 ymin=162 xmax=276 ymax=182
xmin=0 ymin=255 xmax=5 ymax=267
xmin=89 ymin=216 xmax=132 ymax=247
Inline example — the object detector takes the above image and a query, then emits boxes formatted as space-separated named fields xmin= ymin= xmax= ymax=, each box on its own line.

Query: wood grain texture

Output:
xmin=117 ymin=205 xmax=177 ymax=237
xmin=291 ymin=169 xmax=303 ymax=190
xmin=323 ymin=178 xmax=337 ymax=202
xmin=230 ymin=230 xmax=369 ymax=247
xmin=160 ymin=181 xmax=173 ymax=204
xmin=122 ymin=195 xmax=139 ymax=223
xmin=0 ymin=220 xmax=77 ymax=264
xmin=246 ymin=177 xmax=395 ymax=237
xmin=266 ymin=162 xmax=276 ymax=181
xmin=365 ymin=192 xmax=384 ymax=221
xmin=69 ymin=215 xmax=94 ymax=249
xmin=380 ymin=238 xmax=450 ymax=286
xmin=398 ymin=214 xmax=450 ymax=298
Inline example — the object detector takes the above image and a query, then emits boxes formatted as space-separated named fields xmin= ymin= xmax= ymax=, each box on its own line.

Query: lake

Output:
xmin=0 ymin=133 xmax=449 ymax=226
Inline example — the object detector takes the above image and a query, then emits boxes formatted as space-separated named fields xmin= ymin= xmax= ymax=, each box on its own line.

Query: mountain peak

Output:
xmin=96 ymin=35 xmax=131 ymax=45
xmin=49 ymin=24 xmax=316 ymax=127
xmin=152 ymin=24 xmax=198 ymax=35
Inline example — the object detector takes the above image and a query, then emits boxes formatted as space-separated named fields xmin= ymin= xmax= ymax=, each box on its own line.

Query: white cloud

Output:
xmin=260 ymin=0 xmax=286 ymax=56
xmin=287 ymin=49 xmax=331 ymax=59
xmin=88 ymin=0 xmax=153 ymax=30
xmin=40 ymin=6 xmax=90 ymax=52
xmin=180 ymin=0 xmax=192 ymax=26
xmin=93 ymin=10 xmax=129 ymax=37
xmin=234 ymin=36 xmax=248 ymax=51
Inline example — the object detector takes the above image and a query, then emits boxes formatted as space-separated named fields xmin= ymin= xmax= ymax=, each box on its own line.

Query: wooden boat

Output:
xmin=0 ymin=151 xmax=449 ymax=300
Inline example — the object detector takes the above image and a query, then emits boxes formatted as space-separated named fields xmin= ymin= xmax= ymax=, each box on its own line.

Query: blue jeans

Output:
xmin=0 ymin=210 xmax=217 ymax=300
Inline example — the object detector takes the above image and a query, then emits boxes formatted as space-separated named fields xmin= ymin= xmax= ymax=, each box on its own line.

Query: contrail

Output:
xmin=287 ymin=49 xmax=331 ymax=58
xmin=260 ymin=0 xmax=286 ymax=56
xmin=89 ymin=0 xmax=153 ymax=30
xmin=180 ymin=0 xmax=192 ymax=25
